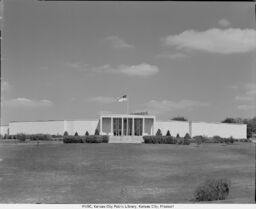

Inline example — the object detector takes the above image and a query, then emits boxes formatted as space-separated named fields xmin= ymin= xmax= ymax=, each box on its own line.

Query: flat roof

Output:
xmin=100 ymin=114 xmax=155 ymax=118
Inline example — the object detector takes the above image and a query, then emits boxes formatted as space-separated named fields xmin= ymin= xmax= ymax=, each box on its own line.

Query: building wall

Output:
xmin=64 ymin=120 xmax=99 ymax=135
xmin=9 ymin=121 xmax=64 ymax=135
xmin=144 ymin=118 xmax=154 ymax=135
xmin=7 ymin=119 xmax=247 ymax=139
xmin=191 ymin=122 xmax=247 ymax=139
xmin=0 ymin=125 xmax=9 ymax=136
xmin=154 ymin=121 xmax=190 ymax=137
xmin=102 ymin=118 xmax=111 ymax=135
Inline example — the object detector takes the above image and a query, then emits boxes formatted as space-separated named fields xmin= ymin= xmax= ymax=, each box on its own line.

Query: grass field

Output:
xmin=0 ymin=142 xmax=255 ymax=203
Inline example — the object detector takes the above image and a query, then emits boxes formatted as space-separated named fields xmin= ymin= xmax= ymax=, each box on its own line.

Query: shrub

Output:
xmin=63 ymin=136 xmax=84 ymax=143
xmin=223 ymin=137 xmax=234 ymax=144
xmin=183 ymin=138 xmax=190 ymax=145
xmin=29 ymin=134 xmax=52 ymax=141
xmin=184 ymin=133 xmax=191 ymax=140
xmin=177 ymin=138 xmax=183 ymax=145
xmin=63 ymin=135 xmax=109 ymax=143
xmin=156 ymin=129 xmax=162 ymax=136
xmin=16 ymin=133 xmax=26 ymax=142
xmin=74 ymin=132 xmax=79 ymax=136
xmin=85 ymin=131 xmax=89 ymax=136
xmin=166 ymin=130 xmax=171 ymax=136
xmin=85 ymin=135 xmax=109 ymax=143
xmin=194 ymin=179 xmax=230 ymax=201
xmin=143 ymin=136 xmax=176 ymax=144
xmin=64 ymin=131 xmax=69 ymax=136
xmin=193 ymin=135 xmax=206 ymax=144
xmin=213 ymin=135 xmax=222 ymax=143
xmin=94 ymin=129 xmax=100 ymax=135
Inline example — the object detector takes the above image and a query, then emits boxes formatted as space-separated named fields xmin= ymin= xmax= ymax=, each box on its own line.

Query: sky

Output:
xmin=1 ymin=0 xmax=256 ymax=124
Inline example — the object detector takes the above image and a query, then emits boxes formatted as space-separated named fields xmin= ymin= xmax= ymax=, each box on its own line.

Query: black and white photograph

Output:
xmin=0 ymin=0 xmax=255 ymax=205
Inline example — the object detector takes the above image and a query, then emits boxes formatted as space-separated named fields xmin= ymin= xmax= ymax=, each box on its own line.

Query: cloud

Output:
xmin=229 ymin=85 xmax=238 ymax=90
xmin=88 ymin=96 xmax=116 ymax=104
xmin=157 ymin=52 xmax=187 ymax=60
xmin=244 ymin=83 xmax=256 ymax=95
xmin=106 ymin=36 xmax=134 ymax=49
xmin=141 ymin=99 xmax=209 ymax=115
xmin=235 ymin=83 xmax=256 ymax=111
xmin=163 ymin=28 xmax=256 ymax=54
xmin=235 ymin=95 xmax=254 ymax=101
xmin=93 ymin=63 xmax=159 ymax=77
xmin=66 ymin=62 xmax=89 ymax=71
xmin=3 ymin=98 xmax=53 ymax=108
xmin=65 ymin=62 xmax=158 ymax=77
xmin=235 ymin=83 xmax=256 ymax=101
xmin=218 ymin=19 xmax=231 ymax=28
xmin=237 ymin=104 xmax=255 ymax=111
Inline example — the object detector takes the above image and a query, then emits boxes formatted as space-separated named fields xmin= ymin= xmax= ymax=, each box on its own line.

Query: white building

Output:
xmin=0 ymin=114 xmax=247 ymax=140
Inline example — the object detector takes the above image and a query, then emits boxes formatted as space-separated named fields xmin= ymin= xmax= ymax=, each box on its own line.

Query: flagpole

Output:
xmin=127 ymin=98 xmax=129 ymax=114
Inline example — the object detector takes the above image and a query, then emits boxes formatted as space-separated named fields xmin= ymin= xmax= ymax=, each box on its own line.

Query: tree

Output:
xmin=176 ymin=133 xmax=180 ymax=138
xmin=166 ymin=130 xmax=171 ymax=136
xmin=184 ymin=133 xmax=191 ymax=140
xmin=85 ymin=131 xmax=89 ymax=136
xmin=243 ymin=117 xmax=256 ymax=138
xmin=222 ymin=118 xmax=242 ymax=124
xmin=94 ymin=129 xmax=100 ymax=135
xmin=172 ymin=117 xmax=188 ymax=121
xmin=156 ymin=129 xmax=162 ymax=136
xmin=74 ymin=132 xmax=78 ymax=136
xmin=221 ymin=117 xmax=256 ymax=138
xmin=64 ymin=131 xmax=69 ymax=136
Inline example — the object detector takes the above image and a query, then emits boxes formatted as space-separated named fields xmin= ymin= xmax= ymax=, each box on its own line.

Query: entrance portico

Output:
xmin=100 ymin=114 xmax=155 ymax=136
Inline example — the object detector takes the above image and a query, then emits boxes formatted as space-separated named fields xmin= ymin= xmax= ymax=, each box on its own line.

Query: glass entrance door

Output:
xmin=134 ymin=118 xmax=143 ymax=136
xmin=113 ymin=118 xmax=122 ymax=136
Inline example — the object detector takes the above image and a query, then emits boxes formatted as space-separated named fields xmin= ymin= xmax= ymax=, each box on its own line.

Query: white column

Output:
xmin=121 ymin=117 xmax=123 ymax=136
xmin=126 ymin=118 xmax=128 ymax=135
xmin=111 ymin=117 xmax=113 ymax=135
xmin=142 ymin=118 xmax=145 ymax=136
xmin=132 ymin=118 xmax=135 ymax=136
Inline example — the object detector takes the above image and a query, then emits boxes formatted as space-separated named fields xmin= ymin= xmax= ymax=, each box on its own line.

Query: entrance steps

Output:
xmin=109 ymin=136 xmax=143 ymax=143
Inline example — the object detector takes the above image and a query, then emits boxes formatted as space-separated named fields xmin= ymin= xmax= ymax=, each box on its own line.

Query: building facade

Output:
xmin=0 ymin=114 xmax=247 ymax=140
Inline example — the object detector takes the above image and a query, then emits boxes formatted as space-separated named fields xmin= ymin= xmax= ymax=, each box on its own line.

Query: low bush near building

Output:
xmin=85 ymin=135 xmax=109 ymax=143
xmin=193 ymin=135 xmax=206 ymax=144
xmin=143 ymin=136 xmax=176 ymax=144
xmin=194 ymin=178 xmax=230 ymax=201
xmin=16 ymin=133 xmax=26 ymax=142
xmin=156 ymin=129 xmax=162 ymax=136
xmin=143 ymin=136 xmax=190 ymax=145
xmin=184 ymin=133 xmax=191 ymax=140
xmin=63 ymin=136 xmax=84 ymax=143
xmin=239 ymin=138 xmax=252 ymax=143
xmin=192 ymin=135 xmax=235 ymax=144
xmin=166 ymin=130 xmax=171 ymax=136
xmin=29 ymin=134 xmax=53 ymax=141
xmin=63 ymin=135 xmax=109 ymax=143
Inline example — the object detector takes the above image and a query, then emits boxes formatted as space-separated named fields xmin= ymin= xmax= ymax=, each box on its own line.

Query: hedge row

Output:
xmin=192 ymin=135 xmax=237 ymax=144
xmin=143 ymin=136 xmax=190 ymax=145
xmin=63 ymin=135 xmax=109 ymax=143
xmin=15 ymin=134 xmax=54 ymax=141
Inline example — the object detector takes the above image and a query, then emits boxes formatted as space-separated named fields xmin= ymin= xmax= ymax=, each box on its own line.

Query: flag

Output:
xmin=118 ymin=95 xmax=127 ymax=102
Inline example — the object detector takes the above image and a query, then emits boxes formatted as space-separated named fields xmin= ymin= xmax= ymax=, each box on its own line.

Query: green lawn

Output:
xmin=0 ymin=142 xmax=255 ymax=203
